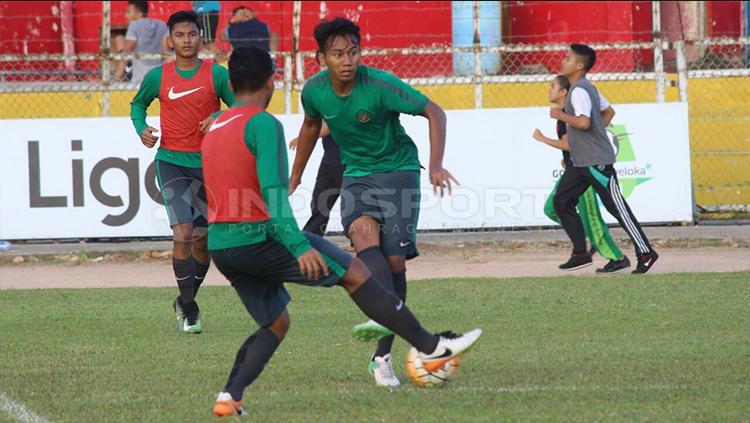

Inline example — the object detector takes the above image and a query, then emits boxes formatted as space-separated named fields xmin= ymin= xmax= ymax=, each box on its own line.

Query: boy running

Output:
xmin=201 ymin=47 xmax=482 ymax=417
xmin=533 ymin=75 xmax=629 ymax=273
xmin=289 ymin=18 xmax=458 ymax=386
xmin=130 ymin=10 xmax=234 ymax=333
xmin=551 ymin=44 xmax=659 ymax=274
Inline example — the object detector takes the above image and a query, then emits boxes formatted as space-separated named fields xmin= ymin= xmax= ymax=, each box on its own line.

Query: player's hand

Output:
xmin=298 ymin=248 xmax=330 ymax=280
xmin=199 ymin=115 xmax=217 ymax=133
xmin=289 ymin=174 xmax=301 ymax=195
xmin=430 ymin=166 xmax=459 ymax=197
xmin=141 ymin=127 xmax=159 ymax=148
xmin=550 ymin=107 xmax=564 ymax=120
xmin=561 ymin=159 xmax=566 ymax=169
xmin=533 ymin=128 xmax=545 ymax=142
xmin=289 ymin=138 xmax=299 ymax=150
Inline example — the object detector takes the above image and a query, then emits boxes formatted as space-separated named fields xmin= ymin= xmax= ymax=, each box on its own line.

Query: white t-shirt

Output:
xmin=570 ymin=88 xmax=610 ymax=117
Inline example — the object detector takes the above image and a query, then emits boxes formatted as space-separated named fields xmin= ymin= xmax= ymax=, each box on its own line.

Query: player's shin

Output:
xmin=223 ymin=328 xmax=280 ymax=400
xmin=349 ymin=276 xmax=438 ymax=354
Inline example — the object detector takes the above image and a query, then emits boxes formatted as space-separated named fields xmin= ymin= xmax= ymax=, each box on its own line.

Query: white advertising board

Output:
xmin=0 ymin=103 xmax=691 ymax=239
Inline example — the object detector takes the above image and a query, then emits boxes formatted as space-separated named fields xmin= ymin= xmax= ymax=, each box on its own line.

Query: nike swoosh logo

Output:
xmin=427 ymin=347 xmax=453 ymax=360
xmin=395 ymin=300 xmax=404 ymax=311
xmin=324 ymin=114 xmax=337 ymax=119
xmin=168 ymin=86 xmax=203 ymax=100
xmin=399 ymin=241 xmax=411 ymax=248
xmin=209 ymin=115 xmax=244 ymax=132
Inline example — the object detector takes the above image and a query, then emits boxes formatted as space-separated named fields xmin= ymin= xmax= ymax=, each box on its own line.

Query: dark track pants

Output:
xmin=553 ymin=164 xmax=652 ymax=257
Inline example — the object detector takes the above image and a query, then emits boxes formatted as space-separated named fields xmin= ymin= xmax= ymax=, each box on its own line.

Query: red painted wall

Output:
xmin=0 ymin=1 xmax=744 ymax=81
xmin=505 ymin=1 xmax=654 ymax=72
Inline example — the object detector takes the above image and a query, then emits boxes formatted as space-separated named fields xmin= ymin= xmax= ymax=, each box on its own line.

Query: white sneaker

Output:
xmin=369 ymin=354 xmax=401 ymax=387
xmin=418 ymin=329 xmax=482 ymax=363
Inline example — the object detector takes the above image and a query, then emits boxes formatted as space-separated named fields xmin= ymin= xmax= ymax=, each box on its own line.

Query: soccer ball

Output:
xmin=405 ymin=347 xmax=461 ymax=388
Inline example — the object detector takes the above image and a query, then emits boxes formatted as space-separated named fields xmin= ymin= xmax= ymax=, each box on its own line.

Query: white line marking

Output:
xmin=0 ymin=392 xmax=50 ymax=423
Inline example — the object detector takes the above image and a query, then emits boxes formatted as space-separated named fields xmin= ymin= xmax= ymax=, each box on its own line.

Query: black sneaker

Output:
xmin=181 ymin=301 xmax=202 ymax=334
xmin=558 ymin=253 xmax=593 ymax=271
xmin=632 ymin=251 xmax=659 ymax=274
xmin=596 ymin=256 xmax=631 ymax=274
xmin=588 ymin=245 xmax=597 ymax=258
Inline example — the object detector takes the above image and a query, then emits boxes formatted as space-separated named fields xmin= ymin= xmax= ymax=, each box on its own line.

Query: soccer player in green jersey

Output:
xmin=202 ymin=47 xmax=481 ymax=416
xmin=289 ymin=18 xmax=457 ymax=386
xmin=130 ymin=11 xmax=234 ymax=333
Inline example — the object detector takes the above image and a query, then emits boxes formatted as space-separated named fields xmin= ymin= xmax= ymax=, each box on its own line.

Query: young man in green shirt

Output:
xmin=130 ymin=10 xmax=234 ymax=333
xmin=289 ymin=18 xmax=458 ymax=386
xmin=202 ymin=47 xmax=481 ymax=416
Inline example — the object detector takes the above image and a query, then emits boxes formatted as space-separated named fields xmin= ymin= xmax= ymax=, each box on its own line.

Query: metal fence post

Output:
xmin=284 ymin=54 xmax=293 ymax=114
xmin=100 ymin=1 xmax=111 ymax=117
xmin=675 ymin=40 xmax=688 ymax=102
xmin=293 ymin=1 xmax=303 ymax=114
xmin=473 ymin=0 xmax=482 ymax=109
xmin=652 ymin=1 xmax=665 ymax=103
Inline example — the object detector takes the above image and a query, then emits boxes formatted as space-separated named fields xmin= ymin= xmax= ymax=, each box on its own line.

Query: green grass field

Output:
xmin=1 ymin=272 xmax=749 ymax=422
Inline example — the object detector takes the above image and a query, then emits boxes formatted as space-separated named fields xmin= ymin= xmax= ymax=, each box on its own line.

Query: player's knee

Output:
xmin=267 ymin=310 xmax=290 ymax=341
xmin=386 ymin=255 xmax=406 ymax=273
xmin=348 ymin=221 xmax=380 ymax=250
xmin=340 ymin=258 xmax=372 ymax=294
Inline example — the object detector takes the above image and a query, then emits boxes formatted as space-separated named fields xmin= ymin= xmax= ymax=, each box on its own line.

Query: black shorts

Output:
xmin=341 ymin=170 xmax=420 ymax=259
xmin=197 ymin=12 xmax=219 ymax=43
xmin=210 ymin=232 xmax=353 ymax=327
xmin=155 ymin=160 xmax=207 ymax=228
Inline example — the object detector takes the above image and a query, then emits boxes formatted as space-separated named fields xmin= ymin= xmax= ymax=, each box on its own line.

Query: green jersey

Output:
xmin=301 ymin=65 xmax=429 ymax=176
xmin=130 ymin=60 xmax=234 ymax=168
xmin=207 ymin=106 xmax=311 ymax=256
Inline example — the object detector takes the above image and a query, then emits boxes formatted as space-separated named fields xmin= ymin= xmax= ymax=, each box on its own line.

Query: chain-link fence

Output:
xmin=1 ymin=1 xmax=748 ymax=214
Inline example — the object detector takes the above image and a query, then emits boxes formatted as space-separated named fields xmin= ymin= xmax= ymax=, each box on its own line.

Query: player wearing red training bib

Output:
xmin=130 ymin=10 xmax=234 ymax=334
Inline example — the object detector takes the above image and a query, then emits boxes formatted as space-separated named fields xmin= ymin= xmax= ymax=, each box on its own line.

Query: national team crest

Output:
xmin=357 ymin=110 xmax=371 ymax=123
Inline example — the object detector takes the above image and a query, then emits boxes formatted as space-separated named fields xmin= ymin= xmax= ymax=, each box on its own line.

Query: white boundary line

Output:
xmin=0 ymin=392 xmax=50 ymax=423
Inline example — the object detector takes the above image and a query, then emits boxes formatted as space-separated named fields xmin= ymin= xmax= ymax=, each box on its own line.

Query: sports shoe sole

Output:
xmin=559 ymin=262 xmax=593 ymax=271
xmin=352 ymin=322 xmax=394 ymax=342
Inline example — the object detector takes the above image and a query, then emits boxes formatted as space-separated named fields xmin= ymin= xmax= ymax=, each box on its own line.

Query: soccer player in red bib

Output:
xmin=201 ymin=47 xmax=481 ymax=417
xmin=130 ymin=10 xmax=234 ymax=333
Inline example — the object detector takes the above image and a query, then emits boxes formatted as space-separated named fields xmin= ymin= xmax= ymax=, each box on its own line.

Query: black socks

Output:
xmin=193 ymin=259 xmax=210 ymax=297
xmin=350 ymin=276 xmax=437 ymax=354
xmin=224 ymin=328 xmax=280 ymax=400
xmin=374 ymin=271 xmax=407 ymax=357
xmin=173 ymin=256 xmax=195 ymax=304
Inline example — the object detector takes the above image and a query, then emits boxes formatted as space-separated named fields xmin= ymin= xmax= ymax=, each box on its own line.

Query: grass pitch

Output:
xmin=1 ymin=272 xmax=748 ymax=422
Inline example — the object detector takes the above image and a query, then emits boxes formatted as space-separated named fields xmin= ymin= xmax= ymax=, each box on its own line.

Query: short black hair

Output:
xmin=554 ymin=74 xmax=571 ymax=91
xmin=167 ymin=10 xmax=199 ymax=34
xmin=313 ymin=17 xmax=361 ymax=53
xmin=229 ymin=47 xmax=274 ymax=93
xmin=232 ymin=6 xmax=250 ymax=15
xmin=128 ymin=1 xmax=148 ymax=16
xmin=570 ymin=43 xmax=596 ymax=72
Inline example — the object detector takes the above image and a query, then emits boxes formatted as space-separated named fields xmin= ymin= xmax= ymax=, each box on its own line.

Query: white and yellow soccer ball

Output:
xmin=405 ymin=347 xmax=461 ymax=388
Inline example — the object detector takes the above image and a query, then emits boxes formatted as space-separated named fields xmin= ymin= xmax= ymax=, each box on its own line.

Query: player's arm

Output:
xmin=289 ymin=120 xmax=329 ymax=150
xmin=551 ymin=107 xmax=590 ymax=130
xmin=599 ymin=92 xmax=615 ymax=127
xmin=113 ymin=39 xmax=137 ymax=81
xmin=289 ymin=86 xmax=323 ymax=193
xmin=422 ymin=100 xmax=458 ymax=197
xmin=130 ymin=68 xmax=161 ymax=148
xmin=248 ymin=114 xmax=329 ymax=279
xmin=532 ymin=129 xmax=569 ymax=151
xmin=199 ymin=65 xmax=236 ymax=133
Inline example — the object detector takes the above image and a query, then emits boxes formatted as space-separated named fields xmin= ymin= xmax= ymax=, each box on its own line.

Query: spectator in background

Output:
xmin=114 ymin=1 xmax=169 ymax=84
xmin=192 ymin=1 xmax=223 ymax=55
xmin=220 ymin=6 xmax=278 ymax=52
